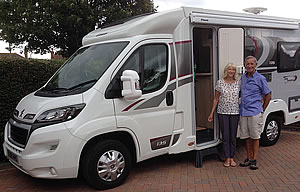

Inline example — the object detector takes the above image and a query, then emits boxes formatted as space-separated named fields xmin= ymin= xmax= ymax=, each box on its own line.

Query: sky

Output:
xmin=1 ymin=0 xmax=300 ymax=59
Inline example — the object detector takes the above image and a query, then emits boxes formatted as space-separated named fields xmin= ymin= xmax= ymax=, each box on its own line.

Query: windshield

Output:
xmin=36 ymin=41 xmax=128 ymax=97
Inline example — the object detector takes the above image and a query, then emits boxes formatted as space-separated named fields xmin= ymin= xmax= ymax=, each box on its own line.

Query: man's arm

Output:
xmin=263 ymin=93 xmax=271 ymax=112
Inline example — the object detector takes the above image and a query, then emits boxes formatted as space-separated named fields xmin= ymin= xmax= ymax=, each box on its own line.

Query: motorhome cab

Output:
xmin=3 ymin=7 xmax=300 ymax=189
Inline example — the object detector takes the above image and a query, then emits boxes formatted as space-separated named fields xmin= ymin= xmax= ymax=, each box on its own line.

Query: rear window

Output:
xmin=277 ymin=42 xmax=300 ymax=72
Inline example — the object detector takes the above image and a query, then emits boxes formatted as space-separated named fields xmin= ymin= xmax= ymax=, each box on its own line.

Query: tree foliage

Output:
xmin=0 ymin=0 xmax=156 ymax=57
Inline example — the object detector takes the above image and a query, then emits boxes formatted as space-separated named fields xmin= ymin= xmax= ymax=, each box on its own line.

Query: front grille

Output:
xmin=10 ymin=125 xmax=28 ymax=146
xmin=8 ymin=119 xmax=31 ymax=148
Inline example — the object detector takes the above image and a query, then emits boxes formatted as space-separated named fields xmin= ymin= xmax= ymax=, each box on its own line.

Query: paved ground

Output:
xmin=1 ymin=130 xmax=300 ymax=192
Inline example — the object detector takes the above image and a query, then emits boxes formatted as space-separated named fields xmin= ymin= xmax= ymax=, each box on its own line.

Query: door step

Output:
xmin=195 ymin=144 xmax=223 ymax=168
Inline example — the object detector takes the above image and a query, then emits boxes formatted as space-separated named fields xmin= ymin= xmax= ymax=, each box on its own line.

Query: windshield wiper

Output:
xmin=42 ymin=87 xmax=70 ymax=93
xmin=41 ymin=79 xmax=97 ymax=94
xmin=68 ymin=79 xmax=98 ymax=91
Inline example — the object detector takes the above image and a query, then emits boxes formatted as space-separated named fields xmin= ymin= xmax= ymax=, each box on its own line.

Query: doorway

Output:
xmin=193 ymin=28 xmax=215 ymax=144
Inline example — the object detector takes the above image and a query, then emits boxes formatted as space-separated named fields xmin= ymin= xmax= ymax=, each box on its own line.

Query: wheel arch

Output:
xmin=264 ymin=99 xmax=288 ymax=125
xmin=266 ymin=110 xmax=285 ymax=124
xmin=78 ymin=130 xmax=138 ymax=175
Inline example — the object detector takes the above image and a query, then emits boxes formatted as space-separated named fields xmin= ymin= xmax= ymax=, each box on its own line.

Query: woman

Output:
xmin=208 ymin=63 xmax=240 ymax=167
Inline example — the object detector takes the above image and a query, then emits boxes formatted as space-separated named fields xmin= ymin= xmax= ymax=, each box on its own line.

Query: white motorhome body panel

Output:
xmin=3 ymin=91 xmax=85 ymax=178
xmin=169 ymin=17 xmax=196 ymax=154
xmin=66 ymin=88 xmax=116 ymax=140
xmin=4 ymin=121 xmax=84 ymax=178
xmin=109 ymin=38 xmax=177 ymax=161
xmin=218 ymin=28 xmax=244 ymax=79
xmin=14 ymin=92 xmax=83 ymax=124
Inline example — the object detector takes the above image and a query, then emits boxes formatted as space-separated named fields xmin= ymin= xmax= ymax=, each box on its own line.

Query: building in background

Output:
xmin=0 ymin=53 xmax=24 ymax=59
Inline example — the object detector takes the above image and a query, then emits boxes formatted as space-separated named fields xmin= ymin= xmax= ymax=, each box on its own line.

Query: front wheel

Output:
xmin=260 ymin=115 xmax=281 ymax=146
xmin=81 ymin=140 xmax=132 ymax=190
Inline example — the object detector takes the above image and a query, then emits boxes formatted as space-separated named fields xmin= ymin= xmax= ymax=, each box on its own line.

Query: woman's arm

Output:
xmin=208 ymin=90 xmax=221 ymax=122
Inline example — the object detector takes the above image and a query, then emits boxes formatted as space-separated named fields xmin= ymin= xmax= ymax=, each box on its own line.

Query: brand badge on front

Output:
xmin=20 ymin=109 xmax=25 ymax=118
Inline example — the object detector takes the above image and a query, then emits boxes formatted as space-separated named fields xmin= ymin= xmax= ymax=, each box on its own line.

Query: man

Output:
xmin=239 ymin=56 xmax=271 ymax=170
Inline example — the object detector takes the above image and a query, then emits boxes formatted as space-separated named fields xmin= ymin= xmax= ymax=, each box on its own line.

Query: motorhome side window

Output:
xmin=193 ymin=28 xmax=212 ymax=73
xmin=277 ymin=42 xmax=300 ymax=72
xmin=105 ymin=44 xmax=168 ymax=98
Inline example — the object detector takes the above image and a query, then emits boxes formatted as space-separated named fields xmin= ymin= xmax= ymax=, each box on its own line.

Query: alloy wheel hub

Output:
xmin=266 ymin=120 xmax=279 ymax=141
xmin=97 ymin=150 xmax=125 ymax=182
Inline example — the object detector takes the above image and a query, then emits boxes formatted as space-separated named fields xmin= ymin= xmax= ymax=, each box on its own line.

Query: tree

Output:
xmin=0 ymin=0 xmax=156 ymax=57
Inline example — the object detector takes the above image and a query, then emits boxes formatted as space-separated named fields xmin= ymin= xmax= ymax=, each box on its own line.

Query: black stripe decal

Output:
xmin=257 ymin=69 xmax=277 ymax=73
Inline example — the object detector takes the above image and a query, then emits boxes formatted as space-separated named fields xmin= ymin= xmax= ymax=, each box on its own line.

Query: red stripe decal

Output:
xmin=175 ymin=40 xmax=192 ymax=45
xmin=170 ymin=73 xmax=193 ymax=81
xmin=169 ymin=40 xmax=192 ymax=45
xmin=122 ymin=99 xmax=145 ymax=112
xmin=170 ymin=76 xmax=176 ymax=81
xmin=178 ymin=73 xmax=193 ymax=78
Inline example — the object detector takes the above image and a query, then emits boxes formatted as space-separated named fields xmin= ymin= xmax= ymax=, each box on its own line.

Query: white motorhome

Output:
xmin=3 ymin=7 xmax=300 ymax=189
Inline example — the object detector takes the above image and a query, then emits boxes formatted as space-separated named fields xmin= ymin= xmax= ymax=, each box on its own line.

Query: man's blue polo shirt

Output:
xmin=240 ymin=71 xmax=271 ymax=117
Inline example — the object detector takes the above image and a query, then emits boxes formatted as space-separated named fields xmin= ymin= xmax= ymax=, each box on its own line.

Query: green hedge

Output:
xmin=0 ymin=58 xmax=64 ymax=162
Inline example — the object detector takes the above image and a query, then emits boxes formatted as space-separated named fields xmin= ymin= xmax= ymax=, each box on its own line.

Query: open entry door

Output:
xmin=193 ymin=28 xmax=244 ymax=146
xmin=218 ymin=28 xmax=244 ymax=78
xmin=193 ymin=28 xmax=215 ymax=145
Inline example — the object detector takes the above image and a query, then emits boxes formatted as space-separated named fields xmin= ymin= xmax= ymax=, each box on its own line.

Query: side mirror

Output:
xmin=121 ymin=70 xmax=142 ymax=100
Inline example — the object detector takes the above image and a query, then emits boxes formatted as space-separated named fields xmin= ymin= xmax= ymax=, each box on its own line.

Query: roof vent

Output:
xmin=243 ymin=7 xmax=267 ymax=14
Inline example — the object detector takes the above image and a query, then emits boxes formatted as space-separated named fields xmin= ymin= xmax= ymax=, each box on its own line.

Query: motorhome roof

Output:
xmin=82 ymin=8 xmax=184 ymax=46
xmin=82 ymin=7 xmax=300 ymax=46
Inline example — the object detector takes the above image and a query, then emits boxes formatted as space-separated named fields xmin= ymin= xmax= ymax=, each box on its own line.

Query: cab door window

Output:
xmin=105 ymin=43 xmax=168 ymax=98
xmin=143 ymin=44 xmax=167 ymax=93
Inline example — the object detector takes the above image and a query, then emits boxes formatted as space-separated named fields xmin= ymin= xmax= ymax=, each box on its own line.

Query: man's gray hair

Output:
xmin=244 ymin=55 xmax=257 ymax=64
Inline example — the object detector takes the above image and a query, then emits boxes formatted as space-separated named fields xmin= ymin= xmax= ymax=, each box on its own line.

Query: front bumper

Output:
xmin=3 ymin=121 xmax=85 ymax=179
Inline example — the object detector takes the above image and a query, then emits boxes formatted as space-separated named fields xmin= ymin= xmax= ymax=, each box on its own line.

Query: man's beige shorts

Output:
xmin=240 ymin=113 xmax=264 ymax=139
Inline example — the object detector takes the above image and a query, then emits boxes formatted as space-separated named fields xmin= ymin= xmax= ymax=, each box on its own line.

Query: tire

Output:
xmin=81 ymin=140 xmax=132 ymax=190
xmin=260 ymin=115 xmax=281 ymax=146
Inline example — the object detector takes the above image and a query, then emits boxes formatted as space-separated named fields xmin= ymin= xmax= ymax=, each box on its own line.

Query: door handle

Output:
xmin=166 ymin=91 xmax=173 ymax=106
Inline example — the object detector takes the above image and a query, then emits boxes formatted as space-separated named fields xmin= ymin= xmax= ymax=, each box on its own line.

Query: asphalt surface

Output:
xmin=1 ymin=130 xmax=300 ymax=192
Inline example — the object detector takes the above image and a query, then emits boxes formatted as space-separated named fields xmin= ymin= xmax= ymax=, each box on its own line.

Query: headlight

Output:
xmin=32 ymin=103 xmax=86 ymax=130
